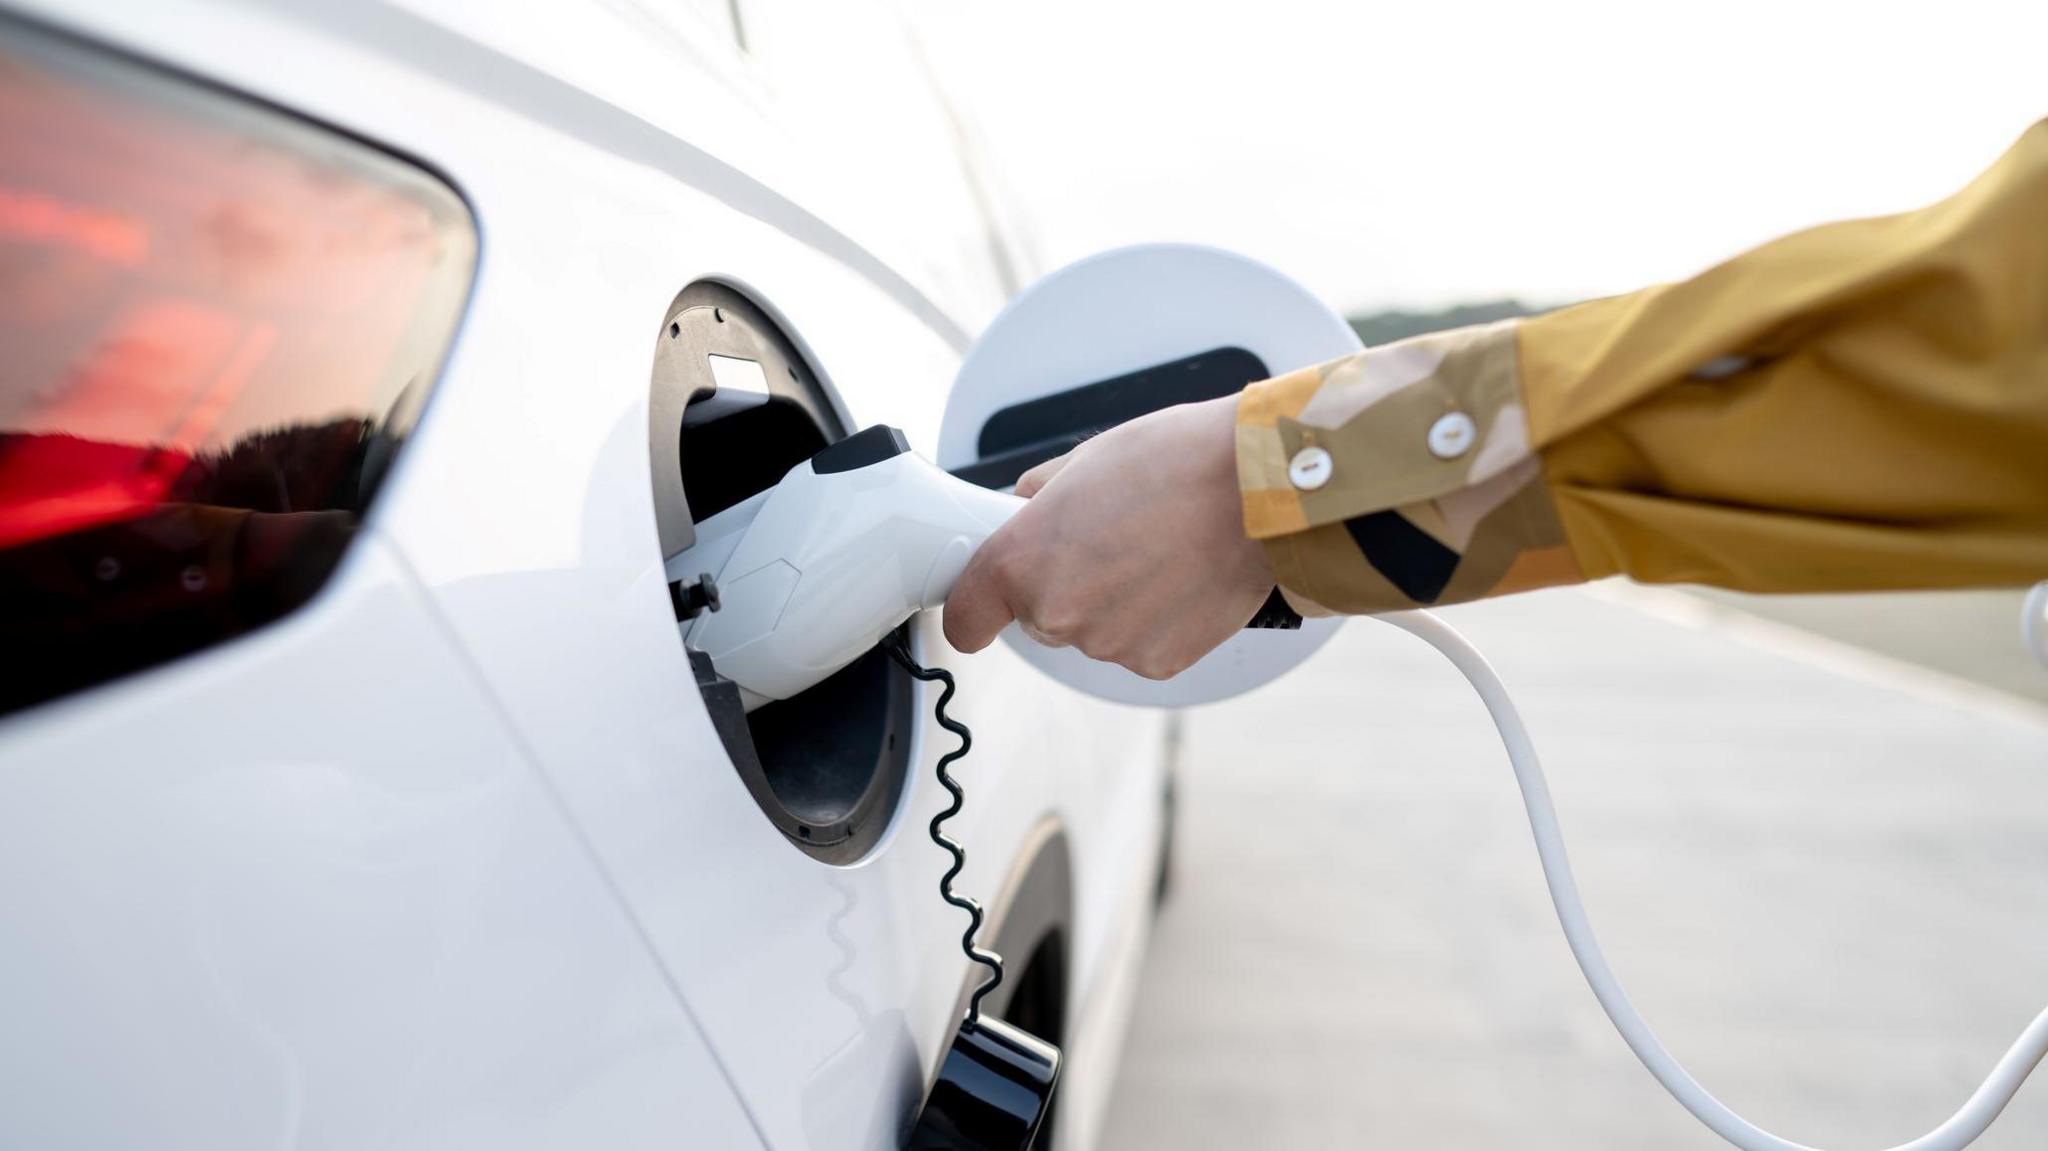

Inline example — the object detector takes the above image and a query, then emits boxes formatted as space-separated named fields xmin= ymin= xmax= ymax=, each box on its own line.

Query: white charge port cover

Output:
xmin=940 ymin=243 xmax=1362 ymax=709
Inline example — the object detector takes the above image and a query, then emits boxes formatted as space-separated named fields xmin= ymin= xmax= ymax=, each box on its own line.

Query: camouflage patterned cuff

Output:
xmin=1236 ymin=321 xmax=1581 ymax=613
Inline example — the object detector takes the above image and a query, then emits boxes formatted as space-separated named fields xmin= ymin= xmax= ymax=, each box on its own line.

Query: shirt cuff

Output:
xmin=1235 ymin=320 xmax=1581 ymax=612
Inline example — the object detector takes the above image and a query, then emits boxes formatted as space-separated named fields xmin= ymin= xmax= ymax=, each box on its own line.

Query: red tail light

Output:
xmin=0 ymin=18 xmax=476 ymax=716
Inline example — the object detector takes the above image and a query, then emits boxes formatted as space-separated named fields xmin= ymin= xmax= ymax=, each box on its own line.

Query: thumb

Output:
xmin=941 ymin=541 xmax=1016 ymax=654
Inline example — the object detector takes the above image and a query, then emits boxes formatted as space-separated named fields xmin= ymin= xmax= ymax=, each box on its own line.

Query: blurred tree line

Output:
xmin=1347 ymin=300 xmax=1539 ymax=346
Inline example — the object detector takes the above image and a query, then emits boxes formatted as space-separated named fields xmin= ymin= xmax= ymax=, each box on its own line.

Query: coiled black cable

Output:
xmin=883 ymin=631 xmax=1004 ymax=1025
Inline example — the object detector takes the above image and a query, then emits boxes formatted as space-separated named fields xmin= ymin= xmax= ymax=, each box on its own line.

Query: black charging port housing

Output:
xmin=650 ymin=282 xmax=914 ymax=864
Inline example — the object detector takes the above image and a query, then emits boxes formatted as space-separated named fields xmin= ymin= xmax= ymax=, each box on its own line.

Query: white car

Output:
xmin=0 ymin=3 xmax=1352 ymax=1148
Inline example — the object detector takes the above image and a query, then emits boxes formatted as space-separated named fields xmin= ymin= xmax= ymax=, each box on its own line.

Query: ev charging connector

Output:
xmin=674 ymin=425 xmax=1023 ymax=712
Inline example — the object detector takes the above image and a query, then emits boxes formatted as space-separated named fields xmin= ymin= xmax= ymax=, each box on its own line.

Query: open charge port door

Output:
xmin=937 ymin=243 xmax=1357 ymax=710
xmin=649 ymin=282 xmax=913 ymax=865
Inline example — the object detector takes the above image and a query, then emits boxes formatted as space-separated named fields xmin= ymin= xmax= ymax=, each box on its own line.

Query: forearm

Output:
xmin=1240 ymin=119 xmax=2048 ymax=614
xmin=1237 ymin=319 xmax=1576 ymax=613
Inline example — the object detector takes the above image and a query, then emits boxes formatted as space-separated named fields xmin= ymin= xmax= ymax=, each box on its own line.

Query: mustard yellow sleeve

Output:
xmin=1238 ymin=119 xmax=2048 ymax=614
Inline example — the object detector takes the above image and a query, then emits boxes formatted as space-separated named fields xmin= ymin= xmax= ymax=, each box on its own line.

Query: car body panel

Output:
xmin=0 ymin=2 xmax=1168 ymax=1148
xmin=0 ymin=536 xmax=766 ymax=1150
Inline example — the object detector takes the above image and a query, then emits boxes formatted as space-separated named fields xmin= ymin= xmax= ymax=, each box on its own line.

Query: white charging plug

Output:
xmin=674 ymin=426 xmax=1023 ymax=710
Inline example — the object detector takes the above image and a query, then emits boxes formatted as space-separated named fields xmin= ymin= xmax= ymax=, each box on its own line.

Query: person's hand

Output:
xmin=943 ymin=394 xmax=1274 ymax=679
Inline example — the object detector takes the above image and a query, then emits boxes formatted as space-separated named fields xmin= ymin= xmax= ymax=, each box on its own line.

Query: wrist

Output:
xmin=1193 ymin=394 xmax=1273 ymax=589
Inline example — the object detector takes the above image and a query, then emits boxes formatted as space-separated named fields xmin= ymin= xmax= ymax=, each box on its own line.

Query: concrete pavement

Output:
xmin=1692 ymin=588 xmax=2047 ymax=707
xmin=1100 ymin=586 xmax=2048 ymax=1149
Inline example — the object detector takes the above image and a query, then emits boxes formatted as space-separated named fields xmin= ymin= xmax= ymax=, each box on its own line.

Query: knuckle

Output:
xmin=1130 ymin=650 xmax=1189 ymax=681
xmin=1031 ymin=600 xmax=1085 ymax=645
xmin=1080 ymin=632 xmax=1134 ymax=668
xmin=1032 ymin=618 xmax=1079 ymax=647
xmin=1019 ymin=622 xmax=1067 ymax=648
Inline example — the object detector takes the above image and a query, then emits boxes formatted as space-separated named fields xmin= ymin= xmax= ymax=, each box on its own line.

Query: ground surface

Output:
xmin=1692 ymin=588 xmax=2046 ymax=707
xmin=1100 ymin=585 xmax=2048 ymax=1149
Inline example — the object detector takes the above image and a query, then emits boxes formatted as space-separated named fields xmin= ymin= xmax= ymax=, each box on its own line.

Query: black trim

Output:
xmin=1246 ymin=587 xmax=1303 ymax=629
xmin=977 ymin=346 xmax=1266 ymax=457
xmin=810 ymin=424 xmax=910 ymax=474
xmin=949 ymin=441 xmax=1071 ymax=492
xmin=955 ymin=347 xmax=1269 ymax=490
xmin=652 ymin=282 xmax=844 ymax=554
xmin=1342 ymin=511 xmax=1458 ymax=604
xmin=690 ymin=649 xmax=764 ymax=782
xmin=980 ymin=826 xmax=1072 ymax=1028
xmin=908 ymin=1016 xmax=1060 ymax=1151
xmin=744 ymin=629 xmax=913 ymax=865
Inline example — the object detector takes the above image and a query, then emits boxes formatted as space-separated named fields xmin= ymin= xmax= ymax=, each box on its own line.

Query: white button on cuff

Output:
xmin=1288 ymin=446 xmax=1333 ymax=491
xmin=1427 ymin=412 xmax=1476 ymax=460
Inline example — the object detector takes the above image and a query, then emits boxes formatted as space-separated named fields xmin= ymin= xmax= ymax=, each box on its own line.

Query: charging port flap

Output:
xmin=937 ymin=244 xmax=1358 ymax=709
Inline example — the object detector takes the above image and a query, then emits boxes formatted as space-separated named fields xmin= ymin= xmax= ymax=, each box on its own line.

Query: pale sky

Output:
xmin=910 ymin=0 xmax=2048 ymax=314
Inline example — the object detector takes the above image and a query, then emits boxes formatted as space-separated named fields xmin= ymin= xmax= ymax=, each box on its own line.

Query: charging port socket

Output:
xmin=649 ymin=282 xmax=913 ymax=864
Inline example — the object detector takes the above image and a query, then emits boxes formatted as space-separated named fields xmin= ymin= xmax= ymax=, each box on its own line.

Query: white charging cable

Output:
xmin=1380 ymin=609 xmax=2048 ymax=1151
